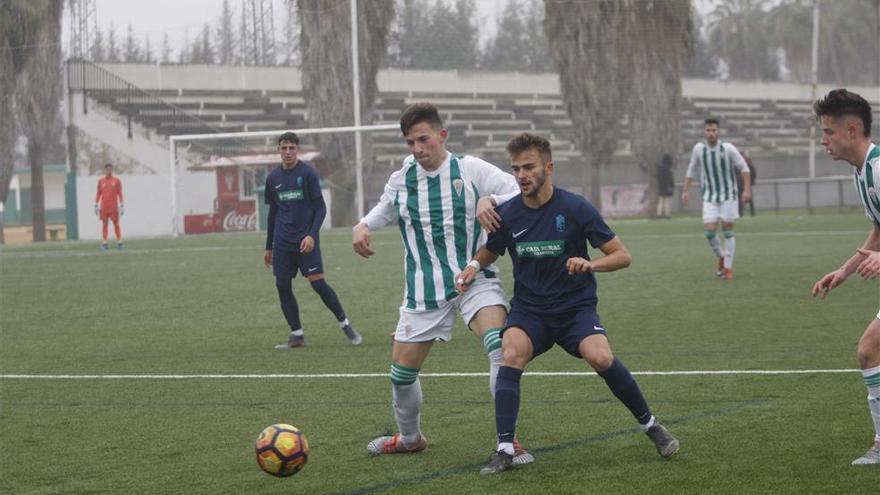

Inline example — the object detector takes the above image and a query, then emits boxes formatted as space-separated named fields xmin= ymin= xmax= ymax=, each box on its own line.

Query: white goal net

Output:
xmin=168 ymin=123 xmax=401 ymax=237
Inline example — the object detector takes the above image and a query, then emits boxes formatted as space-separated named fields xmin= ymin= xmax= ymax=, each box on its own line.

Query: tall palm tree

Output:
xmin=298 ymin=0 xmax=393 ymax=226
xmin=769 ymin=0 xmax=879 ymax=85
xmin=706 ymin=0 xmax=778 ymax=80
xmin=624 ymin=0 xmax=691 ymax=217
xmin=544 ymin=0 xmax=628 ymax=208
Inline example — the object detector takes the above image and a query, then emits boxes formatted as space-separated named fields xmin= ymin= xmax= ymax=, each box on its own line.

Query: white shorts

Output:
xmin=702 ymin=199 xmax=740 ymax=224
xmin=394 ymin=276 xmax=507 ymax=343
xmin=876 ymin=308 xmax=880 ymax=320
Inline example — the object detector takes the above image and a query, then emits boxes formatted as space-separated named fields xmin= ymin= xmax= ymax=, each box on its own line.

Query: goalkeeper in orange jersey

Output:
xmin=95 ymin=163 xmax=124 ymax=250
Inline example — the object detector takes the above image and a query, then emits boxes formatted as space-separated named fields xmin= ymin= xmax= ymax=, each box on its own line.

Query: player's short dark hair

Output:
xmin=104 ymin=163 xmax=113 ymax=169
xmin=813 ymin=88 xmax=873 ymax=137
xmin=506 ymin=132 xmax=552 ymax=163
xmin=277 ymin=132 xmax=299 ymax=145
xmin=704 ymin=118 xmax=719 ymax=126
xmin=399 ymin=102 xmax=443 ymax=135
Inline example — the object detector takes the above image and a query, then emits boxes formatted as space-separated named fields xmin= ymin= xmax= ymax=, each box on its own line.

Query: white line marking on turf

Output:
xmin=0 ymin=369 xmax=861 ymax=379
xmin=0 ymin=231 xmax=868 ymax=259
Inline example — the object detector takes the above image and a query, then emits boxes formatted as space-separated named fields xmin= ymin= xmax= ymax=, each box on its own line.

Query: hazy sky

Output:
xmin=64 ymin=0 xmax=512 ymax=56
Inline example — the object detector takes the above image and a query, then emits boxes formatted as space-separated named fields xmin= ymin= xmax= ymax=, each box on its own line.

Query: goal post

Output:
xmin=167 ymin=123 xmax=401 ymax=238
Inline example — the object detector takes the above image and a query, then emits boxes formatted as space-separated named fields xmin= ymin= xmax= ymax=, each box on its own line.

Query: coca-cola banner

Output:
xmin=223 ymin=210 xmax=257 ymax=231
xmin=183 ymin=166 xmax=259 ymax=234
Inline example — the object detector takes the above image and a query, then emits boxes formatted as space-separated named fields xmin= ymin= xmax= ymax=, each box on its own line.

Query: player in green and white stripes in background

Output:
xmin=352 ymin=102 xmax=533 ymax=464
xmin=811 ymin=88 xmax=880 ymax=465
xmin=681 ymin=118 xmax=752 ymax=280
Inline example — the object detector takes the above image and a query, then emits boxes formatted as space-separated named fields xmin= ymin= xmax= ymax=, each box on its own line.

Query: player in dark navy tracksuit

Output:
xmin=456 ymin=133 xmax=680 ymax=475
xmin=264 ymin=132 xmax=362 ymax=349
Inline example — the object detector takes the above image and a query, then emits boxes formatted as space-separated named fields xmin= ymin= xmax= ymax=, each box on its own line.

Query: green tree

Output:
xmin=90 ymin=26 xmax=105 ymax=61
xmin=769 ymin=0 xmax=879 ymax=85
xmin=544 ymin=0 xmax=628 ymax=209
xmin=122 ymin=22 xmax=142 ymax=62
xmin=522 ymin=1 xmax=554 ymax=72
xmin=706 ymin=0 xmax=779 ymax=80
xmin=106 ymin=22 xmax=120 ymax=62
xmin=160 ymin=32 xmax=172 ymax=63
xmin=624 ymin=0 xmax=691 ymax=217
xmin=16 ymin=0 xmax=63 ymax=242
xmin=483 ymin=0 xmax=529 ymax=71
xmin=682 ymin=10 xmax=715 ymax=78
xmin=298 ymin=0 xmax=394 ymax=225
xmin=484 ymin=0 xmax=553 ymax=72
xmin=216 ymin=0 xmax=237 ymax=65
xmin=143 ymin=35 xmax=153 ymax=63
xmin=387 ymin=0 xmax=479 ymax=69
xmin=0 ymin=0 xmax=54 ymax=244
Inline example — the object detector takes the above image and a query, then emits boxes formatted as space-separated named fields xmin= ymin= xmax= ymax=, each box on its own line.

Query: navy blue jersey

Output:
xmin=264 ymin=162 xmax=326 ymax=251
xmin=486 ymin=187 xmax=615 ymax=313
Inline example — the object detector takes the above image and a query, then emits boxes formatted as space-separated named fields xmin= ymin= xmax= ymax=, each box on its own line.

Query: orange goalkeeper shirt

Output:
xmin=96 ymin=176 xmax=123 ymax=213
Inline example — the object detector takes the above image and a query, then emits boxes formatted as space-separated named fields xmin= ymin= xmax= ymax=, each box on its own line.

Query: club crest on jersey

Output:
xmin=452 ymin=178 xmax=464 ymax=196
xmin=297 ymin=177 xmax=303 ymax=187
xmin=555 ymin=214 xmax=566 ymax=232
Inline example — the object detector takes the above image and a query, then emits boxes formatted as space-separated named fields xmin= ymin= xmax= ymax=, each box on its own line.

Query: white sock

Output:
xmin=393 ymin=379 xmax=423 ymax=445
xmin=707 ymin=236 xmax=723 ymax=258
xmin=338 ymin=318 xmax=350 ymax=328
xmin=497 ymin=442 xmax=515 ymax=455
xmin=640 ymin=415 xmax=657 ymax=432
xmin=723 ymin=235 xmax=735 ymax=269
xmin=488 ymin=349 xmax=502 ymax=398
xmin=862 ymin=366 xmax=880 ymax=442
xmin=291 ymin=329 xmax=304 ymax=336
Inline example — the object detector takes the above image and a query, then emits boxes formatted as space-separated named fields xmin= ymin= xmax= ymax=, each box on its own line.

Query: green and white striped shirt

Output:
xmin=362 ymin=152 xmax=518 ymax=310
xmin=685 ymin=140 xmax=748 ymax=203
xmin=853 ymin=143 xmax=880 ymax=225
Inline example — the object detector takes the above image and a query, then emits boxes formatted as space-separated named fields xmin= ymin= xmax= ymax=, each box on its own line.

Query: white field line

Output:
xmin=0 ymin=230 xmax=868 ymax=259
xmin=0 ymin=369 xmax=861 ymax=379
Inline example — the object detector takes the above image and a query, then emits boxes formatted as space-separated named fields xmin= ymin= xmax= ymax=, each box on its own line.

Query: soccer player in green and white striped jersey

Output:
xmin=352 ymin=102 xmax=533 ymax=464
xmin=681 ymin=118 xmax=752 ymax=279
xmin=811 ymin=89 xmax=880 ymax=466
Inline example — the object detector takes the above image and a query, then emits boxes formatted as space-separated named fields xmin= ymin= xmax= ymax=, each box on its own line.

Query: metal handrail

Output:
xmin=66 ymin=58 xmax=252 ymax=157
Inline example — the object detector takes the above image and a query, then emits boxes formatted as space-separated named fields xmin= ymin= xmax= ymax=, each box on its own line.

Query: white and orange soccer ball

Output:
xmin=255 ymin=423 xmax=310 ymax=477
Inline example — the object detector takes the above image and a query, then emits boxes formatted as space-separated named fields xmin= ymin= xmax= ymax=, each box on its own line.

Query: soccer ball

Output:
xmin=255 ymin=424 xmax=310 ymax=477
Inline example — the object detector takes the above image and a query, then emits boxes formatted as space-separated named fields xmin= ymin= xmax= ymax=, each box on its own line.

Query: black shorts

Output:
xmin=272 ymin=246 xmax=324 ymax=279
xmin=503 ymin=304 xmax=606 ymax=359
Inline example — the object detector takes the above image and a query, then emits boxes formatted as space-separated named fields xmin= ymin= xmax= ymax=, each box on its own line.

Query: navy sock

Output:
xmin=275 ymin=278 xmax=302 ymax=330
xmin=598 ymin=358 xmax=652 ymax=425
xmin=495 ymin=366 xmax=523 ymax=444
xmin=310 ymin=279 xmax=346 ymax=321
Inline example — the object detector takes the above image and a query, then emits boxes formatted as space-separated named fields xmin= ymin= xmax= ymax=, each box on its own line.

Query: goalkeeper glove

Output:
xmin=119 ymin=204 xmax=125 ymax=216
xmin=94 ymin=204 xmax=99 ymax=216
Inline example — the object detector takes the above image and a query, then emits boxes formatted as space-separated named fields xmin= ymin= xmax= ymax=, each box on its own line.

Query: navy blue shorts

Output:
xmin=272 ymin=246 xmax=324 ymax=279
xmin=503 ymin=304 xmax=606 ymax=359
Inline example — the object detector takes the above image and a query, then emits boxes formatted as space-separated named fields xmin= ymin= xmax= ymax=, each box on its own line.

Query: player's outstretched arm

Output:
xmin=579 ymin=236 xmax=632 ymax=274
xmin=854 ymin=223 xmax=880 ymax=280
xmin=813 ymin=224 xmax=880 ymax=297
xmin=352 ymin=223 xmax=374 ymax=258
xmin=680 ymin=178 xmax=693 ymax=206
xmin=456 ymin=247 xmax=499 ymax=293
xmin=476 ymin=196 xmax=501 ymax=233
xmin=812 ymin=269 xmax=848 ymax=299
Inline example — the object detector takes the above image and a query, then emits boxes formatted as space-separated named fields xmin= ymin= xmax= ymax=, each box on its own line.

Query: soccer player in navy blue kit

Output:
xmin=457 ymin=133 xmax=679 ymax=475
xmin=265 ymin=132 xmax=362 ymax=349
